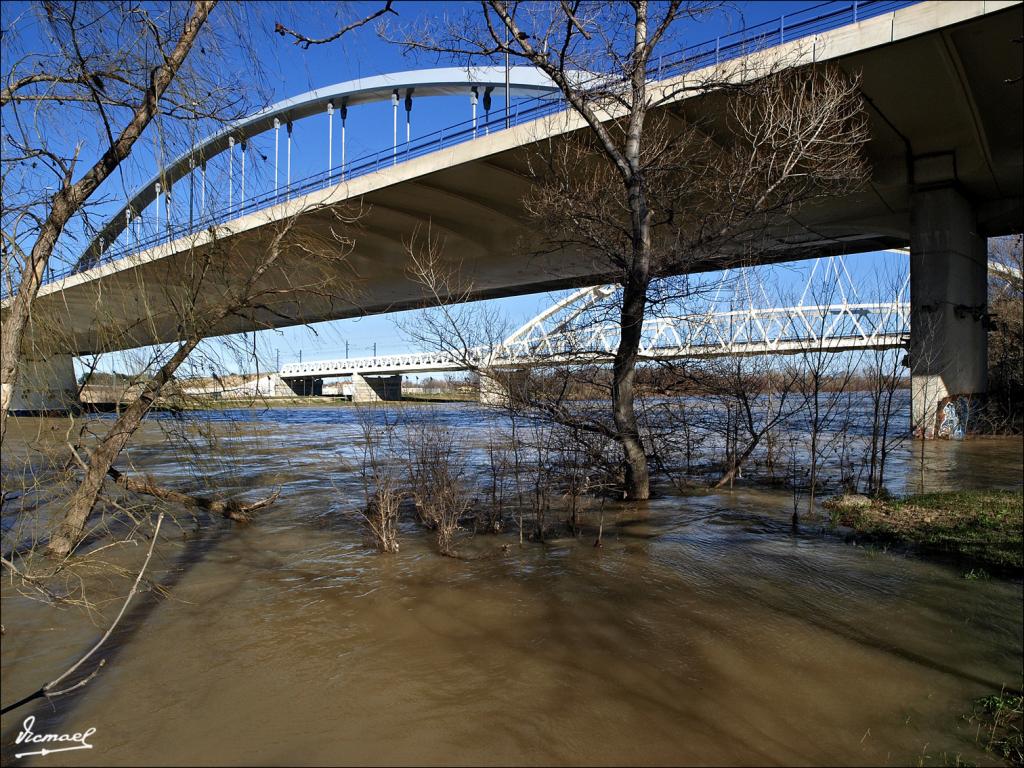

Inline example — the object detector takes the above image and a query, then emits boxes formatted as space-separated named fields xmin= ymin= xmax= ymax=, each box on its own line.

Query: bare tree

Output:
xmin=1 ymin=0 xmax=394 ymax=558
xmin=1 ymin=1 xmax=220 ymax=439
xmin=355 ymin=405 xmax=402 ymax=554
xmin=863 ymin=346 xmax=907 ymax=496
xmin=791 ymin=266 xmax=862 ymax=513
xmin=380 ymin=2 xmax=869 ymax=499
xmin=482 ymin=433 xmax=512 ymax=533
xmin=278 ymin=2 xmax=868 ymax=502
xmin=46 ymin=204 xmax=360 ymax=557
xmin=275 ymin=2 xmax=873 ymax=499
xmin=406 ymin=420 xmax=471 ymax=556
xmin=700 ymin=356 xmax=802 ymax=489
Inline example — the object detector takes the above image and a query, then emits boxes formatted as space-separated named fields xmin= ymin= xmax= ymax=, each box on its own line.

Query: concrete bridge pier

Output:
xmin=478 ymin=370 xmax=530 ymax=407
xmin=478 ymin=372 xmax=508 ymax=407
xmin=909 ymin=185 xmax=988 ymax=437
xmin=351 ymin=374 xmax=402 ymax=403
xmin=4 ymin=353 xmax=79 ymax=415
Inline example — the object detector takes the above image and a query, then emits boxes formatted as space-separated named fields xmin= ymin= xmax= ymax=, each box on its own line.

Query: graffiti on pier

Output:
xmin=936 ymin=395 xmax=977 ymax=440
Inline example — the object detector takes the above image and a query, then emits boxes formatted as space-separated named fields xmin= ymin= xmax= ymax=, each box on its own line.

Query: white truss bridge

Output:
xmin=280 ymin=258 xmax=916 ymax=380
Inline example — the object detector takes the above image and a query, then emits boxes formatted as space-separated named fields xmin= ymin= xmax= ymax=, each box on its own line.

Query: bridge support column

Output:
xmin=351 ymin=374 xmax=402 ymax=403
xmin=478 ymin=372 xmax=508 ymax=406
xmin=478 ymin=370 xmax=529 ymax=407
xmin=4 ymin=353 xmax=78 ymax=415
xmin=909 ymin=185 xmax=988 ymax=438
xmin=283 ymin=377 xmax=322 ymax=397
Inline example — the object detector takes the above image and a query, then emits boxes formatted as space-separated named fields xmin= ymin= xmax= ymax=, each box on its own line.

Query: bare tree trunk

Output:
xmin=877 ymin=369 xmax=899 ymax=493
xmin=0 ymin=215 xmax=65 ymax=429
xmin=714 ymin=439 xmax=761 ymax=489
xmin=807 ymin=373 xmax=821 ymax=513
xmin=613 ymin=267 xmax=651 ymax=500
xmin=44 ymin=189 xmax=309 ymax=558
xmin=868 ymin=387 xmax=881 ymax=493
xmin=48 ymin=334 xmax=206 ymax=557
xmin=0 ymin=0 xmax=216 ymax=442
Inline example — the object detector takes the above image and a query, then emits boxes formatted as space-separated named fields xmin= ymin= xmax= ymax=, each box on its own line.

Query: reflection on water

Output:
xmin=1 ymin=404 xmax=1021 ymax=766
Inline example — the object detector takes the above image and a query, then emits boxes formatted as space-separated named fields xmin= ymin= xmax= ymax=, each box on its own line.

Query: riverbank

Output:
xmin=826 ymin=489 xmax=1024 ymax=577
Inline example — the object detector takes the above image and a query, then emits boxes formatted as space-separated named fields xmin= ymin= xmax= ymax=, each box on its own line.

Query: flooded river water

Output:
xmin=1 ymin=404 xmax=1021 ymax=766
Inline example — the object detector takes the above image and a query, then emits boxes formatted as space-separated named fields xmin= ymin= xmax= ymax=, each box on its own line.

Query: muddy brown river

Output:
xmin=1 ymin=405 xmax=1021 ymax=766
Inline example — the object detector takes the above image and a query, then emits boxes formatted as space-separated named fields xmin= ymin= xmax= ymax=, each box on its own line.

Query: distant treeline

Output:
xmin=639 ymin=366 xmax=910 ymax=397
xmin=503 ymin=363 xmax=910 ymax=401
xmin=78 ymin=370 xmax=137 ymax=387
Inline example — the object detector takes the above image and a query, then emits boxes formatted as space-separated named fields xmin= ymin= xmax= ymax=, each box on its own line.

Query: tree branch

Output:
xmin=106 ymin=466 xmax=279 ymax=523
xmin=274 ymin=2 xmax=397 ymax=49
xmin=0 ymin=512 xmax=164 ymax=716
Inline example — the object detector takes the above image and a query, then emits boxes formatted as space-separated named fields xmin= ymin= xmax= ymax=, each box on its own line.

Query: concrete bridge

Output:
xmin=278 ymin=299 xmax=913 ymax=402
xmin=4 ymin=0 xmax=1022 ymax=433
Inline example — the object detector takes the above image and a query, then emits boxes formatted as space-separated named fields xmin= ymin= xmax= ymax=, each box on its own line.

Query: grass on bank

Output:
xmin=826 ymin=489 xmax=1024 ymax=576
xmin=966 ymin=688 xmax=1024 ymax=766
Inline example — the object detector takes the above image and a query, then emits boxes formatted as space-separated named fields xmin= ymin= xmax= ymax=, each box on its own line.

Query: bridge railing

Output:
xmin=9 ymin=0 xmax=922 ymax=298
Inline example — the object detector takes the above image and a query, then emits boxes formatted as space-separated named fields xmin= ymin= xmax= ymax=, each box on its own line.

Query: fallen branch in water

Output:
xmin=106 ymin=466 xmax=280 ymax=523
xmin=0 ymin=512 xmax=164 ymax=715
xmin=66 ymin=442 xmax=279 ymax=523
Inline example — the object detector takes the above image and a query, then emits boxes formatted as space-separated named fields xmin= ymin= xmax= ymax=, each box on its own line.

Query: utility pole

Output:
xmin=276 ymin=350 xmax=280 ymax=371
xmin=345 ymin=340 xmax=349 ymax=359
xmin=299 ymin=349 xmax=303 ymax=364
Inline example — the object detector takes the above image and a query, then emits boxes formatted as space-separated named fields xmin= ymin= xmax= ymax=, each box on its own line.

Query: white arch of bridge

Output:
xmin=83 ymin=66 xmax=562 ymax=267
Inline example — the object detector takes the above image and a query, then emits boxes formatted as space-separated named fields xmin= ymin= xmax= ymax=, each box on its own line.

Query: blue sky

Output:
xmin=0 ymin=1 xmax=907 ymax=378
